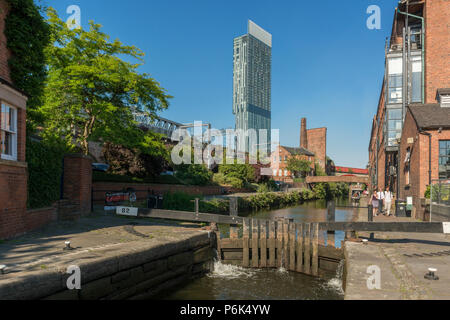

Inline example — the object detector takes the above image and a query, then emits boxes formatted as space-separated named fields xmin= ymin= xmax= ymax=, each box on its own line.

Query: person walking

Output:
xmin=371 ymin=191 xmax=379 ymax=217
xmin=384 ymin=187 xmax=393 ymax=216
xmin=377 ymin=187 xmax=385 ymax=215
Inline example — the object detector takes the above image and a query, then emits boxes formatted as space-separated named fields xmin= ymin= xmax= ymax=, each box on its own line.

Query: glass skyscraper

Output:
xmin=233 ymin=20 xmax=272 ymax=154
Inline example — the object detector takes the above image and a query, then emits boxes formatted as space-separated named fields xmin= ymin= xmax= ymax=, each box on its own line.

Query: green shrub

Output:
xmin=162 ymin=192 xmax=197 ymax=211
xmin=218 ymin=164 xmax=256 ymax=184
xmin=212 ymin=172 xmax=227 ymax=185
xmin=227 ymin=177 xmax=244 ymax=189
xmin=175 ymin=164 xmax=212 ymax=186
xmin=26 ymin=138 xmax=70 ymax=208
xmin=93 ymin=171 xmax=182 ymax=185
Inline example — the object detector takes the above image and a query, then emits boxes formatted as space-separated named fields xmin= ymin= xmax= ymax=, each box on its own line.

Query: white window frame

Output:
xmin=1 ymin=102 xmax=18 ymax=161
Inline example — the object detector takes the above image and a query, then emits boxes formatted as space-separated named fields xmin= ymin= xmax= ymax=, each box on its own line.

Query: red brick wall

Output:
xmin=399 ymin=111 xmax=421 ymax=203
xmin=0 ymin=0 xmax=11 ymax=83
xmin=307 ymin=127 xmax=326 ymax=170
xmin=400 ymin=109 xmax=450 ymax=219
xmin=63 ymin=154 xmax=92 ymax=215
xmin=0 ymin=162 xmax=27 ymax=238
xmin=425 ymin=0 xmax=450 ymax=103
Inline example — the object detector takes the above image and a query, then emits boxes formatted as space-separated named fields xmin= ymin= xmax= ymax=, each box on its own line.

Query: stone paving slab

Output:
xmin=0 ymin=212 xmax=209 ymax=275
xmin=345 ymin=210 xmax=450 ymax=300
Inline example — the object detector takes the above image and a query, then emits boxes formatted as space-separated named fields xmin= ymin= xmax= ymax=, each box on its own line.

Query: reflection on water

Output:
xmin=162 ymin=260 xmax=344 ymax=300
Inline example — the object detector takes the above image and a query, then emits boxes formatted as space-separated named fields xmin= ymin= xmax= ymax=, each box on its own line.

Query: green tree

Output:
xmin=40 ymin=9 xmax=171 ymax=155
xmin=286 ymin=157 xmax=311 ymax=178
xmin=5 ymin=0 xmax=50 ymax=124
xmin=218 ymin=163 xmax=256 ymax=184
xmin=175 ymin=164 xmax=212 ymax=186
xmin=314 ymin=162 xmax=327 ymax=176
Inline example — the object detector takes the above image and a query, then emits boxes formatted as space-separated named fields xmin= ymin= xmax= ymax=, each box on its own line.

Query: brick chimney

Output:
xmin=300 ymin=118 xmax=308 ymax=149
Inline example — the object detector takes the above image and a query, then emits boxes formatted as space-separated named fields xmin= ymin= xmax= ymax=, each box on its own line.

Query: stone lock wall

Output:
xmin=0 ymin=232 xmax=216 ymax=300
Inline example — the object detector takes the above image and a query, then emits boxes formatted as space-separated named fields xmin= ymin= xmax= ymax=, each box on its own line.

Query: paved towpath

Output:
xmin=344 ymin=209 xmax=450 ymax=300
xmin=0 ymin=211 xmax=208 ymax=276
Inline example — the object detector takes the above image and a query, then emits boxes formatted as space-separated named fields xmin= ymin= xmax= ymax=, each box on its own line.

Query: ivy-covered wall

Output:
xmin=26 ymin=138 xmax=69 ymax=209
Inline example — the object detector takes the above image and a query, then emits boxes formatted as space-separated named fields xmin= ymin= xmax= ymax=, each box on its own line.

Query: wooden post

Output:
xmin=276 ymin=220 xmax=283 ymax=268
xmin=268 ymin=221 xmax=276 ymax=268
xmin=195 ymin=198 xmax=199 ymax=215
xmin=260 ymin=220 xmax=267 ymax=267
xmin=312 ymin=223 xmax=319 ymax=276
xmin=327 ymin=200 xmax=335 ymax=235
xmin=229 ymin=197 xmax=239 ymax=238
xmin=304 ymin=223 xmax=311 ymax=275
xmin=296 ymin=223 xmax=303 ymax=273
xmin=283 ymin=219 xmax=289 ymax=268
xmin=252 ymin=219 xmax=259 ymax=268
xmin=289 ymin=222 xmax=296 ymax=271
xmin=242 ymin=218 xmax=250 ymax=267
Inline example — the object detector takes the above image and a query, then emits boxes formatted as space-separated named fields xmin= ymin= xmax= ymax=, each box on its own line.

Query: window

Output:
xmin=387 ymin=57 xmax=403 ymax=104
xmin=405 ymin=147 xmax=411 ymax=185
xmin=439 ymin=141 xmax=450 ymax=179
xmin=411 ymin=56 xmax=422 ymax=103
xmin=1 ymin=103 xmax=18 ymax=161
xmin=386 ymin=108 xmax=402 ymax=147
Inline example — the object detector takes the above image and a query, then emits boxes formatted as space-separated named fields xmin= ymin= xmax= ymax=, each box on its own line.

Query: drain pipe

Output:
xmin=419 ymin=130 xmax=432 ymax=220
xmin=419 ymin=130 xmax=432 ymax=186
xmin=397 ymin=8 xmax=425 ymax=104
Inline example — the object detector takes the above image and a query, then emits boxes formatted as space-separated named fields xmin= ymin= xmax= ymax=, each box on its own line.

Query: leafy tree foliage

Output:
xmin=286 ymin=157 xmax=312 ymax=178
xmin=40 ymin=9 xmax=171 ymax=155
xmin=175 ymin=164 xmax=212 ymax=186
xmin=218 ymin=164 xmax=256 ymax=184
xmin=102 ymin=134 xmax=169 ymax=178
xmin=5 ymin=0 xmax=50 ymax=123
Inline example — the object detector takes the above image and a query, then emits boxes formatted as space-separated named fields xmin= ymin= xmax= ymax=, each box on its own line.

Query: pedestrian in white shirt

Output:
xmin=377 ymin=188 xmax=385 ymax=214
xmin=384 ymin=187 xmax=393 ymax=216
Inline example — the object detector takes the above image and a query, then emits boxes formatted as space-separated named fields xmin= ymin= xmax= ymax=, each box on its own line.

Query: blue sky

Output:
xmin=44 ymin=0 xmax=398 ymax=168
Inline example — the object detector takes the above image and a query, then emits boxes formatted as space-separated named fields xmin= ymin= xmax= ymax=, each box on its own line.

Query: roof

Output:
xmin=408 ymin=104 xmax=450 ymax=129
xmin=436 ymin=88 xmax=450 ymax=98
xmin=282 ymin=146 xmax=315 ymax=157
xmin=334 ymin=166 xmax=369 ymax=175
xmin=0 ymin=76 xmax=29 ymax=98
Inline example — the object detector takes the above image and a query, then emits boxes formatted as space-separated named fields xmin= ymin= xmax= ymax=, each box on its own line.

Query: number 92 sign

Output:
xmin=116 ymin=206 xmax=138 ymax=217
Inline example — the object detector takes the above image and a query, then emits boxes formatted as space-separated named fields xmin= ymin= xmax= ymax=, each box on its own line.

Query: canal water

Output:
xmin=161 ymin=199 xmax=363 ymax=300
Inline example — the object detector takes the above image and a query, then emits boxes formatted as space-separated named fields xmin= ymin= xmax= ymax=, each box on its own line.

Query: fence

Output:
xmin=430 ymin=179 xmax=450 ymax=222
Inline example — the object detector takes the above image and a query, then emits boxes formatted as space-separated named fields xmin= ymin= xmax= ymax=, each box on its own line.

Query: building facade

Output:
xmin=368 ymin=0 xmax=450 ymax=200
xmin=233 ymin=20 xmax=272 ymax=153
xmin=0 ymin=0 xmax=29 ymax=239
xmin=270 ymin=145 xmax=315 ymax=183
xmin=399 ymin=92 xmax=450 ymax=220
xmin=300 ymin=117 xmax=327 ymax=171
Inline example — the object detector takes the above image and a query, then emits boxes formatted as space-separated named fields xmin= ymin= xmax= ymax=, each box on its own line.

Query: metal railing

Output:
xmin=430 ymin=179 xmax=450 ymax=222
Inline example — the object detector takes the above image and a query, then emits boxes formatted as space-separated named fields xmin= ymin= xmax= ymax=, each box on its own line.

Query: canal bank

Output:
xmin=0 ymin=200 xmax=355 ymax=300
xmin=343 ymin=210 xmax=450 ymax=300
xmin=0 ymin=214 xmax=215 ymax=300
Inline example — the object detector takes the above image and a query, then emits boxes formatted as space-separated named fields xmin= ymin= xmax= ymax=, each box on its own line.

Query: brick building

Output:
xmin=0 ymin=0 xmax=30 ymax=238
xmin=368 ymin=0 xmax=450 ymax=204
xmin=399 ymin=91 xmax=450 ymax=219
xmin=300 ymin=118 xmax=327 ymax=171
xmin=271 ymin=117 xmax=328 ymax=182
xmin=270 ymin=145 xmax=314 ymax=182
